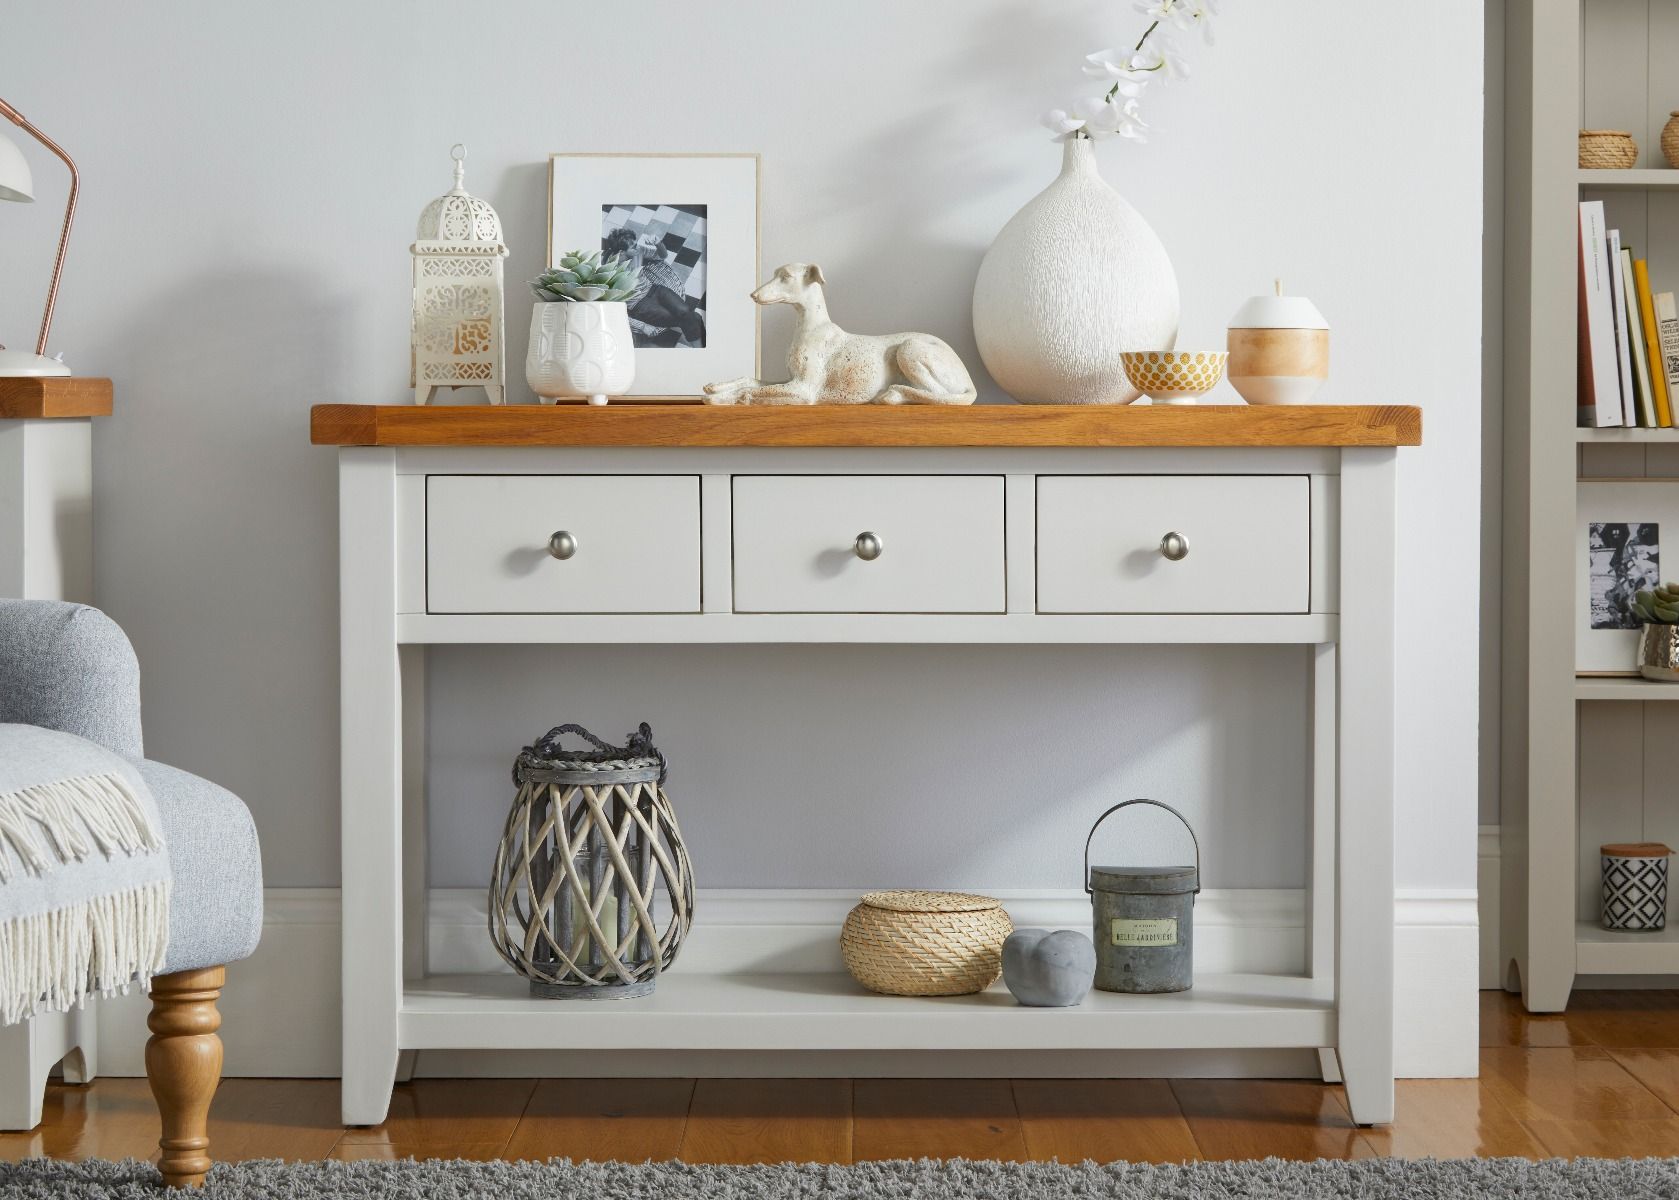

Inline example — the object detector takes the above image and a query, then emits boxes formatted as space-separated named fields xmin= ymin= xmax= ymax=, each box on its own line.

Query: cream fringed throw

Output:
xmin=0 ymin=724 xmax=170 ymax=1025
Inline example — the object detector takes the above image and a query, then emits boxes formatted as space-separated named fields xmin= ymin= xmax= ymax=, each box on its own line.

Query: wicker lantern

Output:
xmin=489 ymin=724 xmax=693 ymax=999
xmin=411 ymin=144 xmax=507 ymax=405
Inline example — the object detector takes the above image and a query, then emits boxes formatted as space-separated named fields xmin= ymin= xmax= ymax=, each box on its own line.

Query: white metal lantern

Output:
xmin=410 ymin=144 xmax=507 ymax=405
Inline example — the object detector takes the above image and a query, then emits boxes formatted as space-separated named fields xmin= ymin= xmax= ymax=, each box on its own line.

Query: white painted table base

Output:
xmin=334 ymin=444 xmax=1398 ymax=1126
xmin=0 ymin=416 xmax=96 ymax=1131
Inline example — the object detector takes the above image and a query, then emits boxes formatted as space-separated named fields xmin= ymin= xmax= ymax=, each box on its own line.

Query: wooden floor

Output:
xmin=8 ymin=992 xmax=1679 ymax=1165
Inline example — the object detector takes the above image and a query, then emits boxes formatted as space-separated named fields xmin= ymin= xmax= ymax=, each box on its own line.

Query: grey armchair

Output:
xmin=0 ymin=599 xmax=262 ymax=1187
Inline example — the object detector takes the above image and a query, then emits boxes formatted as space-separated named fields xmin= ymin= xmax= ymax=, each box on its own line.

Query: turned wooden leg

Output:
xmin=145 ymin=966 xmax=225 ymax=1188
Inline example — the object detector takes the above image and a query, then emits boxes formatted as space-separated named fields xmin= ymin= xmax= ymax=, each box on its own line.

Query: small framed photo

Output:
xmin=1578 ymin=481 xmax=1677 ymax=673
xmin=548 ymin=153 xmax=760 ymax=398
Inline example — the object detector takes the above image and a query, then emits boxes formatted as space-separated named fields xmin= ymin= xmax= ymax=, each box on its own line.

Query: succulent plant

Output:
xmin=1633 ymin=582 xmax=1679 ymax=624
xmin=530 ymin=250 xmax=640 ymax=303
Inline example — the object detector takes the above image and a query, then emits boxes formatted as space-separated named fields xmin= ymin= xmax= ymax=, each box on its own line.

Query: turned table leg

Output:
xmin=145 ymin=966 xmax=225 ymax=1188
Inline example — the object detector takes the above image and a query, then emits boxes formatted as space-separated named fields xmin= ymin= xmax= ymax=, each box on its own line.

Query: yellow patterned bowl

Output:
xmin=1120 ymin=351 xmax=1229 ymax=405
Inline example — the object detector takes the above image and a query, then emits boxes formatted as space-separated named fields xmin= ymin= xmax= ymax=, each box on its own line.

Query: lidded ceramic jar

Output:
xmin=1226 ymin=284 xmax=1329 ymax=406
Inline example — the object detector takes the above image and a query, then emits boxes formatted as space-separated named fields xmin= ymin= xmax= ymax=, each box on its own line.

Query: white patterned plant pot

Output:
xmin=526 ymin=302 xmax=636 ymax=406
xmin=1601 ymin=844 xmax=1672 ymax=931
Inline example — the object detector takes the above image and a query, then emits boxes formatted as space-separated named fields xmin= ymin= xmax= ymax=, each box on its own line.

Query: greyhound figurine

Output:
xmin=703 ymin=263 xmax=977 ymax=406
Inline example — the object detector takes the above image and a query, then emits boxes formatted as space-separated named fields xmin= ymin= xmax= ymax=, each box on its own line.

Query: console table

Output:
xmin=311 ymin=402 xmax=1421 ymax=1127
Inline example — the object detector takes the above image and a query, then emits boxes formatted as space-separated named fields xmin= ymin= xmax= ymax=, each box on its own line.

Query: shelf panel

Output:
xmin=1577 ymin=427 xmax=1679 ymax=442
xmin=398 ymin=612 xmax=1340 ymax=646
xmin=399 ymin=972 xmax=1333 ymax=1052
xmin=1576 ymin=677 xmax=1679 ymax=701
xmin=1579 ymin=168 xmax=1679 ymax=189
xmin=1577 ymin=922 xmax=1679 ymax=974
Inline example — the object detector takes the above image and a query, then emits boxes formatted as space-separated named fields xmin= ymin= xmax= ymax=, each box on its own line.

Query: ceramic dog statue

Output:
xmin=703 ymin=263 xmax=977 ymax=406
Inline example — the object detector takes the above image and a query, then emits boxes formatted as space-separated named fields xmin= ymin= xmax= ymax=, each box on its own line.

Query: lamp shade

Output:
xmin=0 ymin=130 xmax=33 ymax=202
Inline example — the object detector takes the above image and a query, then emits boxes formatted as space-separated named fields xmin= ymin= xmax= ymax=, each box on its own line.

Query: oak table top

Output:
xmin=0 ymin=377 xmax=113 ymax=419
xmin=309 ymin=403 xmax=1422 ymax=448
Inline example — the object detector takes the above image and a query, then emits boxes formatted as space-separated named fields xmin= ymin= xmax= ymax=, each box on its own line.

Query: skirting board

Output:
xmin=83 ymin=885 xmax=1478 ymax=1080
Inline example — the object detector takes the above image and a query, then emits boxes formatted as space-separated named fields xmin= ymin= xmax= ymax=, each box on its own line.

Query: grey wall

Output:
xmin=0 ymin=1 xmax=1484 ymax=894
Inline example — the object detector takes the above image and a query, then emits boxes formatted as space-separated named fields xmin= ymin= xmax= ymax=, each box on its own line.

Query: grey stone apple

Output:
xmin=1001 ymin=928 xmax=1096 ymax=1007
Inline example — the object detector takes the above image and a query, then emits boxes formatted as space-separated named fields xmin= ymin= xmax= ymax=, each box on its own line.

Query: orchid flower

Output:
xmin=1074 ymin=94 xmax=1149 ymax=142
xmin=1039 ymin=108 xmax=1088 ymax=142
xmin=1047 ymin=0 xmax=1218 ymax=140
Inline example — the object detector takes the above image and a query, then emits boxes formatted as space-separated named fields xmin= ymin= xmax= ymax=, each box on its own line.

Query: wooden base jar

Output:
xmin=841 ymin=890 xmax=1012 ymax=996
xmin=1227 ymin=286 xmax=1329 ymax=406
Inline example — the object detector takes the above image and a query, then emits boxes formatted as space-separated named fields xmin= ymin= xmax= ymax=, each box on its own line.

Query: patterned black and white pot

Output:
xmin=1601 ymin=842 xmax=1673 ymax=931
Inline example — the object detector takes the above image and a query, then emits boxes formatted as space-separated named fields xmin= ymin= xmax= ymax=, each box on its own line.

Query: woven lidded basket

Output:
xmin=841 ymin=889 xmax=1013 ymax=996
xmin=1580 ymin=129 xmax=1638 ymax=170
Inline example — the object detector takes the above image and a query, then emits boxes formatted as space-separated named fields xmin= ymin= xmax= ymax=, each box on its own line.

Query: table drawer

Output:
xmin=426 ymin=475 xmax=700 ymax=613
xmin=1036 ymin=475 xmax=1310 ymax=613
xmin=732 ymin=476 xmax=1005 ymax=613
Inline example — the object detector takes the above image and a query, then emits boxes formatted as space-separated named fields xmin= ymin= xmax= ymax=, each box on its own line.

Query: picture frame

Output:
xmin=1577 ymin=479 xmax=1679 ymax=674
xmin=547 ymin=153 xmax=760 ymax=400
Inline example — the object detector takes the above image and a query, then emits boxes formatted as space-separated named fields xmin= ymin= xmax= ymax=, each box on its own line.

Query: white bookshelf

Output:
xmin=1579 ymin=168 xmax=1679 ymax=189
xmin=1576 ymin=427 xmax=1679 ymax=442
xmin=1503 ymin=2 xmax=1679 ymax=1012
xmin=1576 ymin=677 xmax=1679 ymax=701
xmin=1576 ymin=922 xmax=1679 ymax=974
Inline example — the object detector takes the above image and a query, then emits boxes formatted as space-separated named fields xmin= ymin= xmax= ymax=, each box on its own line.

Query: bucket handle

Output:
xmin=1083 ymin=798 xmax=1201 ymax=897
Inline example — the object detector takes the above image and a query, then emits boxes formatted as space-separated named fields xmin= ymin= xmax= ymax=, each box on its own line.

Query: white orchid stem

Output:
xmin=1106 ymin=20 xmax=1163 ymax=102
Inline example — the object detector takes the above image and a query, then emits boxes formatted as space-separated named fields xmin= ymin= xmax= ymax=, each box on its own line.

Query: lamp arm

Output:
xmin=0 ymin=97 xmax=79 ymax=358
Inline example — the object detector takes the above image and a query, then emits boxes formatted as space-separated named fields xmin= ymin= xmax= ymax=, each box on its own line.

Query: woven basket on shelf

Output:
xmin=841 ymin=889 xmax=1013 ymax=997
xmin=1580 ymin=129 xmax=1638 ymax=170
xmin=1662 ymin=113 xmax=1679 ymax=169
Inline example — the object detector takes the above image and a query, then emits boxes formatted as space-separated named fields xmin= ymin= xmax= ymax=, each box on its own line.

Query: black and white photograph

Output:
xmin=1588 ymin=521 xmax=1659 ymax=630
xmin=1578 ymin=483 xmax=1679 ymax=673
xmin=549 ymin=153 xmax=758 ymax=395
xmin=602 ymin=203 xmax=707 ymax=349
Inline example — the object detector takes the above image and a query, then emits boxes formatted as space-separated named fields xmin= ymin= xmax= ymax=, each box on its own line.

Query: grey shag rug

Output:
xmin=2 ymin=1156 xmax=1678 ymax=1197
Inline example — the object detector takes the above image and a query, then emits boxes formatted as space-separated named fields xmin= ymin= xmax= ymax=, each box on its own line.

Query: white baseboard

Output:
xmin=88 ymin=884 xmax=1478 ymax=1080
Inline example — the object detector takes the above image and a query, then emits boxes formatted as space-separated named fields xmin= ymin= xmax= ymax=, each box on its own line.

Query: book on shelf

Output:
xmin=1578 ymin=201 xmax=1624 ymax=426
xmin=1608 ymin=230 xmax=1638 ymax=425
xmin=1621 ymin=248 xmax=1657 ymax=426
xmin=1635 ymin=258 xmax=1675 ymax=428
xmin=1656 ymin=291 xmax=1679 ymax=425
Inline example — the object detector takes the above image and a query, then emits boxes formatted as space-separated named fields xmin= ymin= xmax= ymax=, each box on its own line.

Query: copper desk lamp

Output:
xmin=0 ymin=96 xmax=78 ymax=377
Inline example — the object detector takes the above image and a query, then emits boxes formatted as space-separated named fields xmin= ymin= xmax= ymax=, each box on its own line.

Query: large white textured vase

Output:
xmin=526 ymin=302 xmax=635 ymax=405
xmin=973 ymin=138 xmax=1179 ymax=404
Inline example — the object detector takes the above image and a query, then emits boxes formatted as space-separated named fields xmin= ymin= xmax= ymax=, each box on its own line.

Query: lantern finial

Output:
xmin=450 ymin=143 xmax=467 ymax=193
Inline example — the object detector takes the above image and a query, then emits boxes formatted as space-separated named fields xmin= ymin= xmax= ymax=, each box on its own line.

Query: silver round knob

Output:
xmin=854 ymin=531 xmax=883 ymax=561
xmin=547 ymin=531 xmax=578 ymax=560
xmin=1160 ymin=531 xmax=1189 ymax=562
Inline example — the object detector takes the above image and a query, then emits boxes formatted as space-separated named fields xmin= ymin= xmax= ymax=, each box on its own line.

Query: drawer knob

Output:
xmin=1159 ymin=531 xmax=1190 ymax=562
xmin=547 ymin=530 xmax=579 ymax=561
xmin=854 ymin=531 xmax=883 ymax=561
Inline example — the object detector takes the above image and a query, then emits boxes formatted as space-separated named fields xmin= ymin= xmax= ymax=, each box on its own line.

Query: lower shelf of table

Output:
xmin=397 ymin=972 xmax=1334 ymax=1051
xmin=1576 ymin=921 xmax=1679 ymax=974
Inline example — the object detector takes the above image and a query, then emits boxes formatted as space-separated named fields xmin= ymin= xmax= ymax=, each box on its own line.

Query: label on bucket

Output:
xmin=1112 ymin=917 xmax=1178 ymax=947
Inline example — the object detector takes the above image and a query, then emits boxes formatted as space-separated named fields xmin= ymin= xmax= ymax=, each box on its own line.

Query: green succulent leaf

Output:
xmin=529 ymin=250 xmax=644 ymax=303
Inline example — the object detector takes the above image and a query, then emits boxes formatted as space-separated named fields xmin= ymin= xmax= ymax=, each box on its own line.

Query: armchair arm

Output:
xmin=0 ymin=599 xmax=142 ymax=757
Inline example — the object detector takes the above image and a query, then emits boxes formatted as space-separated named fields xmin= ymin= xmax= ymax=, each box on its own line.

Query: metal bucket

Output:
xmin=1084 ymin=799 xmax=1200 ymax=994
